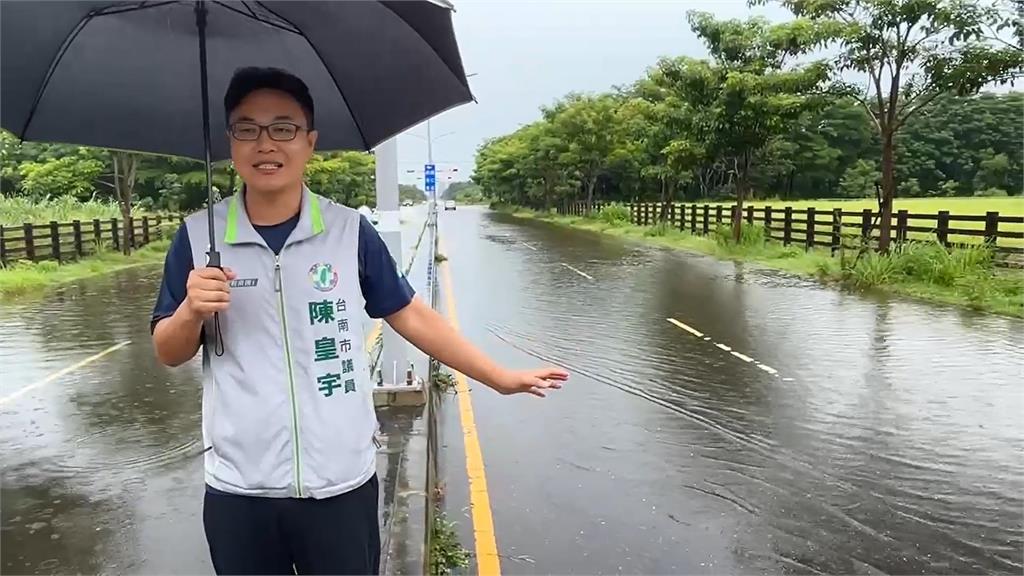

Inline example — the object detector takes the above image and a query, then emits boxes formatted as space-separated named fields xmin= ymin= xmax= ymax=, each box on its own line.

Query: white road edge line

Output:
xmin=715 ymin=343 xmax=732 ymax=352
xmin=522 ymin=242 xmax=538 ymax=251
xmin=0 ymin=340 xmax=132 ymax=406
xmin=560 ymin=263 xmax=594 ymax=280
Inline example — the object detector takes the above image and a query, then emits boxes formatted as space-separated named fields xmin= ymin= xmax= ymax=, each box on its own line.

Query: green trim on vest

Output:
xmin=309 ymin=193 xmax=325 ymax=236
xmin=224 ymin=194 xmax=241 ymax=244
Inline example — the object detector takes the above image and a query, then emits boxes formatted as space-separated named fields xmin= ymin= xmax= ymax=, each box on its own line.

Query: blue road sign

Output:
xmin=425 ymin=163 xmax=436 ymax=192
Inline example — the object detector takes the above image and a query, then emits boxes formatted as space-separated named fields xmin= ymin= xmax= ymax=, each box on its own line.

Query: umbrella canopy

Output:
xmin=1 ymin=0 xmax=474 ymax=160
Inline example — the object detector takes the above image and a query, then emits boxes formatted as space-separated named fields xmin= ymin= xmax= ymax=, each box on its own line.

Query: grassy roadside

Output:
xmin=0 ymin=240 xmax=170 ymax=300
xmin=499 ymin=205 xmax=1024 ymax=318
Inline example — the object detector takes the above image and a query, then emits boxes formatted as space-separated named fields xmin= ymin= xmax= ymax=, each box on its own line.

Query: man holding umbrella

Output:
xmin=150 ymin=67 xmax=567 ymax=574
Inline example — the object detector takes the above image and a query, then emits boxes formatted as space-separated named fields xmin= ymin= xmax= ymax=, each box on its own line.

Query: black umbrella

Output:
xmin=1 ymin=0 xmax=473 ymax=265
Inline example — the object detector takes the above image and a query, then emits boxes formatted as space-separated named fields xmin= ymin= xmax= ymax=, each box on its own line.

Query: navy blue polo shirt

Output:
xmin=150 ymin=213 xmax=414 ymax=332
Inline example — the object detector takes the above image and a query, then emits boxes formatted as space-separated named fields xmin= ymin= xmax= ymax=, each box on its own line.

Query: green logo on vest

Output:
xmin=308 ymin=263 xmax=338 ymax=292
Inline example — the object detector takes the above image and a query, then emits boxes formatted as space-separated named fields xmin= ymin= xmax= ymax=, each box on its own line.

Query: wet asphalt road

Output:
xmin=0 ymin=207 xmax=429 ymax=575
xmin=436 ymin=206 xmax=1023 ymax=575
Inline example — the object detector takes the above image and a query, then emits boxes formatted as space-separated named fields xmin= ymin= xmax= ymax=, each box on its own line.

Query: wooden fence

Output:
xmin=560 ymin=201 xmax=1024 ymax=267
xmin=0 ymin=215 xmax=178 ymax=266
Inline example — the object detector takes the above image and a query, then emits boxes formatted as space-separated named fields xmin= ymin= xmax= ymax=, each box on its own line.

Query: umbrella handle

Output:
xmin=206 ymin=248 xmax=225 ymax=357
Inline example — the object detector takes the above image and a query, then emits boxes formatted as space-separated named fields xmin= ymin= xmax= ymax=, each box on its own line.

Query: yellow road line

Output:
xmin=666 ymin=318 xmax=704 ymax=338
xmin=439 ymin=239 xmax=501 ymax=576
xmin=0 ymin=341 xmax=131 ymax=406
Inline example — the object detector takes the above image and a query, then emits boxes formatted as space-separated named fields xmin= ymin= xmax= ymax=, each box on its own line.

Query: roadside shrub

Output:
xmin=973 ymin=187 xmax=1008 ymax=197
xmin=597 ymin=203 xmax=631 ymax=226
xmin=644 ymin=221 xmax=670 ymax=237
xmin=713 ymin=222 xmax=766 ymax=248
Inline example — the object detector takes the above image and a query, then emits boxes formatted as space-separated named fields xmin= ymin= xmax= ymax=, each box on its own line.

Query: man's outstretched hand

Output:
xmin=493 ymin=367 xmax=569 ymax=398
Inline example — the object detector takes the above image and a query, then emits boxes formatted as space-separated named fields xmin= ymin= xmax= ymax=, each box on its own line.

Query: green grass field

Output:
xmin=694 ymin=197 xmax=1024 ymax=248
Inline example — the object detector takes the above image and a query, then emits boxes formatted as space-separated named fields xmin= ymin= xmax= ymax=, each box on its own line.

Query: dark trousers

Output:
xmin=203 ymin=475 xmax=380 ymax=575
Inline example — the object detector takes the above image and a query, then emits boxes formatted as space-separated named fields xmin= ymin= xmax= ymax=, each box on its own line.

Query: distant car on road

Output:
xmin=402 ymin=200 xmax=413 ymax=207
xmin=444 ymin=200 xmax=456 ymax=211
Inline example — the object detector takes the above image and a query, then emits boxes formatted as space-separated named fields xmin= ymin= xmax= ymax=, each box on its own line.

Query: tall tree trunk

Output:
xmin=585 ymin=178 xmax=596 ymax=215
xmin=733 ymin=153 xmax=749 ymax=242
xmin=659 ymin=177 xmax=668 ymax=221
xmin=113 ymin=153 xmax=137 ymax=256
xmin=878 ymin=129 xmax=896 ymax=252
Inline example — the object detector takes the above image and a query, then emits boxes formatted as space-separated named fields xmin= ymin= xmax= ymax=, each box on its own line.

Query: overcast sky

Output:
xmin=394 ymin=0 xmax=791 ymax=186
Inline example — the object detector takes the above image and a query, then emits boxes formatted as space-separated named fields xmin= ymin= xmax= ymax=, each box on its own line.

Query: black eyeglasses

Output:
xmin=229 ymin=121 xmax=308 ymax=142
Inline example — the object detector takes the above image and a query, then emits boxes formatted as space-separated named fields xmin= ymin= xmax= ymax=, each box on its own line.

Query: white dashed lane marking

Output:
xmin=665 ymin=318 xmax=786 ymax=379
xmin=560 ymin=263 xmax=594 ymax=280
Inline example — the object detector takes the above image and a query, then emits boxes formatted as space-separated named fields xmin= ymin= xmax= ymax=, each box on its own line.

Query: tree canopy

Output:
xmin=472 ymin=2 xmax=1023 ymax=235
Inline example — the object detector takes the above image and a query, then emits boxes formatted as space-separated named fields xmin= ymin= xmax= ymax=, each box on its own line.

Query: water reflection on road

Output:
xmin=438 ymin=207 xmax=1023 ymax=575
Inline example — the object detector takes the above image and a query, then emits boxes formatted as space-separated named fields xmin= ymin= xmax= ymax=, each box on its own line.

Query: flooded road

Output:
xmin=0 ymin=208 xmax=429 ymax=575
xmin=437 ymin=207 xmax=1024 ymax=575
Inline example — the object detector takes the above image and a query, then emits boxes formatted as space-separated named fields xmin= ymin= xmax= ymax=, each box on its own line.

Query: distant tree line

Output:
xmin=2 ymin=129 xmax=380 ymax=215
xmin=473 ymin=0 xmax=1022 ymax=248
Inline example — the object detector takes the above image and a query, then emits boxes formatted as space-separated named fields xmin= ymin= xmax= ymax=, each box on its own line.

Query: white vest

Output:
xmin=185 ymin=187 xmax=374 ymax=499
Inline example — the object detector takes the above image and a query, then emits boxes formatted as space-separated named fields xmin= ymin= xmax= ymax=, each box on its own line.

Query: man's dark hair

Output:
xmin=224 ymin=67 xmax=315 ymax=129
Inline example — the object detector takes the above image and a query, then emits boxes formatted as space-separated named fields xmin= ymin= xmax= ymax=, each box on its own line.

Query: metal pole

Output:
xmin=195 ymin=0 xmax=219 ymax=268
xmin=427 ymin=120 xmax=435 ymax=206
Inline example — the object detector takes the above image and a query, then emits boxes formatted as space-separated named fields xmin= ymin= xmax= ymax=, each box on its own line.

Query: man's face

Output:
xmin=228 ymin=88 xmax=317 ymax=194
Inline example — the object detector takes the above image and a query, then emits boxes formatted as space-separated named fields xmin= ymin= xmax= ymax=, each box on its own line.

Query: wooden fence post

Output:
xmin=24 ymin=223 xmax=35 ymax=261
xmin=746 ymin=205 xmax=754 ymax=225
xmin=111 ymin=218 xmax=119 ymax=251
xmin=668 ymin=202 xmax=675 ymax=226
xmin=702 ymin=205 xmax=710 ymax=235
xmin=896 ymin=209 xmax=909 ymax=244
xmin=691 ymin=205 xmax=697 ymax=234
xmin=831 ymin=208 xmax=842 ymax=255
xmin=142 ymin=216 xmax=150 ymax=245
xmin=984 ymin=211 xmax=999 ymax=245
xmin=0 ymin=225 xmax=5 ymax=265
xmin=765 ymin=206 xmax=773 ymax=238
xmin=783 ymin=207 xmax=793 ymax=246
xmin=679 ymin=204 xmax=686 ymax=231
xmin=806 ymin=207 xmax=816 ymax=250
xmin=50 ymin=221 xmax=61 ymax=262
xmin=92 ymin=219 xmax=101 ymax=249
xmin=73 ymin=220 xmax=83 ymax=258
xmin=936 ymin=211 xmax=950 ymax=247
xmin=860 ymin=209 xmax=872 ymax=246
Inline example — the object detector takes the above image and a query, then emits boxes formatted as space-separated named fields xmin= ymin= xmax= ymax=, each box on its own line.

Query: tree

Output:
xmin=399 ymin=184 xmax=425 ymax=204
xmin=17 ymin=151 xmax=106 ymax=200
xmin=304 ymin=152 xmax=375 ymax=207
xmin=548 ymin=94 xmax=621 ymax=212
xmin=766 ymin=0 xmax=1024 ymax=250
xmin=659 ymin=13 xmax=834 ymax=239
xmin=111 ymin=152 xmax=138 ymax=254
